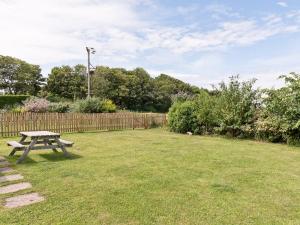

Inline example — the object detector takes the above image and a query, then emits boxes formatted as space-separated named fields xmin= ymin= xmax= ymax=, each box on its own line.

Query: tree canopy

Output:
xmin=0 ymin=55 xmax=44 ymax=95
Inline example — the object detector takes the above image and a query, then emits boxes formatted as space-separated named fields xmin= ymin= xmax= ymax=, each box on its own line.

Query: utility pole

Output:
xmin=86 ymin=46 xmax=96 ymax=98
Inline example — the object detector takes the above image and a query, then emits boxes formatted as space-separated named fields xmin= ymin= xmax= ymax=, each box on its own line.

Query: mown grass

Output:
xmin=0 ymin=129 xmax=300 ymax=225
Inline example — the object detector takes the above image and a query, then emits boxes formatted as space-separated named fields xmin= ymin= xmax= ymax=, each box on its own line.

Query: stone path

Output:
xmin=4 ymin=193 xmax=45 ymax=208
xmin=0 ymin=156 xmax=45 ymax=208
xmin=0 ymin=182 xmax=31 ymax=194
xmin=0 ymin=174 xmax=23 ymax=183
xmin=0 ymin=167 xmax=14 ymax=173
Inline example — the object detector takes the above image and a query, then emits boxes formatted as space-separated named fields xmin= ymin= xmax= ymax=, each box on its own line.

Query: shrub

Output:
xmin=168 ymin=92 xmax=218 ymax=135
xmin=48 ymin=102 xmax=71 ymax=113
xmin=193 ymin=92 xmax=218 ymax=134
xmin=101 ymin=99 xmax=117 ymax=113
xmin=168 ymin=101 xmax=199 ymax=134
xmin=0 ymin=95 xmax=30 ymax=108
xmin=213 ymin=76 xmax=259 ymax=138
xmin=74 ymin=98 xmax=117 ymax=113
xmin=23 ymin=97 xmax=50 ymax=113
xmin=257 ymin=73 xmax=300 ymax=144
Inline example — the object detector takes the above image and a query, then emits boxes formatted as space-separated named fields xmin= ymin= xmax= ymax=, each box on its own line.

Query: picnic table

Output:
xmin=7 ymin=131 xmax=73 ymax=164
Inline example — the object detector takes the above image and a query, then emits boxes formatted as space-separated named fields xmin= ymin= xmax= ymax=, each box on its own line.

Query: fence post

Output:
xmin=0 ymin=113 xmax=3 ymax=137
xmin=132 ymin=113 xmax=135 ymax=130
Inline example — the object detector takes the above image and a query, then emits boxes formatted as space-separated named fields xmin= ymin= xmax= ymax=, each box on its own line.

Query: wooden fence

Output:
xmin=0 ymin=112 xmax=167 ymax=137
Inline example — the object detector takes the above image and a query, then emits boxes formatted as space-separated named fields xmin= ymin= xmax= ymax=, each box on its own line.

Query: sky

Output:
xmin=1 ymin=0 xmax=300 ymax=88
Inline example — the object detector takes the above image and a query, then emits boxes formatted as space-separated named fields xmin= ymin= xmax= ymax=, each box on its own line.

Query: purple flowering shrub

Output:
xmin=23 ymin=97 xmax=50 ymax=113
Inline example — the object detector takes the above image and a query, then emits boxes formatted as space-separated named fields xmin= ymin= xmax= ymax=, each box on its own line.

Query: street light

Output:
xmin=86 ymin=46 xmax=96 ymax=98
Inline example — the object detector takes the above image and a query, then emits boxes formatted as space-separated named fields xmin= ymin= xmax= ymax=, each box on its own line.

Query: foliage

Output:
xmin=91 ymin=67 xmax=201 ymax=112
xmin=23 ymin=97 xmax=50 ymax=113
xmin=46 ymin=65 xmax=86 ymax=100
xmin=168 ymin=74 xmax=300 ymax=145
xmin=74 ymin=97 xmax=117 ymax=113
xmin=168 ymin=100 xmax=199 ymax=134
xmin=256 ymin=73 xmax=300 ymax=144
xmin=169 ymin=76 xmax=259 ymax=137
xmin=213 ymin=75 xmax=259 ymax=138
xmin=154 ymin=74 xmax=200 ymax=112
xmin=0 ymin=95 xmax=30 ymax=108
xmin=48 ymin=102 xmax=71 ymax=113
xmin=0 ymin=55 xmax=45 ymax=95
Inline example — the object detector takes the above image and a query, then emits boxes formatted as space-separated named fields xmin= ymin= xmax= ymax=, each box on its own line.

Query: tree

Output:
xmin=46 ymin=65 xmax=86 ymax=99
xmin=124 ymin=68 xmax=156 ymax=111
xmin=256 ymin=72 xmax=300 ymax=144
xmin=153 ymin=74 xmax=201 ymax=112
xmin=0 ymin=55 xmax=44 ymax=95
xmin=214 ymin=75 xmax=259 ymax=137
xmin=92 ymin=66 xmax=128 ymax=108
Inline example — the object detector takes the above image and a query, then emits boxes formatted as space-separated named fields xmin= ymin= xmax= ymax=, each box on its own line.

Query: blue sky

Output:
xmin=1 ymin=0 xmax=300 ymax=88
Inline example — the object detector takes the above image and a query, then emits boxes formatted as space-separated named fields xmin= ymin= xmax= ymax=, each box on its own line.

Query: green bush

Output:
xmin=168 ymin=74 xmax=300 ymax=145
xmin=74 ymin=98 xmax=117 ymax=113
xmin=168 ymin=92 xmax=218 ymax=134
xmin=168 ymin=101 xmax=199 ymax=134
xmin=48 ymin=102 xmax=71 ymax=113
xmin=0 ymin=95 xmax=30 ymax=108
xmin=256 ymin=73 xmax=300 ymax=144
xmin=214 ymin=76 xmax=259 ymax=138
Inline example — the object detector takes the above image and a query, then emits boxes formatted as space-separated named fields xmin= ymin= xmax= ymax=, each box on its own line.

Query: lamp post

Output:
xmin=86 ymin=46 xmax=96 ymax=98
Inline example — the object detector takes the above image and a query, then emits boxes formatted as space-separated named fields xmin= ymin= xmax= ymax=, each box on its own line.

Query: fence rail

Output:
xmin=0 ymin=112 xmax=167 ymax=137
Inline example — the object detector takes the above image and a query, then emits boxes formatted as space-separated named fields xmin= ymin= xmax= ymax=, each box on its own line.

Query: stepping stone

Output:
xmin=0 ymin=182 xmax=31 ymax=194
xmin=0 ymin=167 xmax=14 ymax=174
xmin=0 ymin=161 xmax=10 ymax=167
xmin=0 ymin=174 xmax=23 ymax=183
xmin=4 ymin=193 xmax=44 ymax=208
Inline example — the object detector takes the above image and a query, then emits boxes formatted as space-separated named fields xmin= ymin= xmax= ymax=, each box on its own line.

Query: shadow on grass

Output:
xmin=39 ymin=152 xmax=82 ymax=162
xmin=7 ymin=155 xmax=38 ymax=164
xmin=5 ymin=152 xmax=82 ymax=165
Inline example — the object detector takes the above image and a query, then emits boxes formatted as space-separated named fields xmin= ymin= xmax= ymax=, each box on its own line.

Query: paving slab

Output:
xmin=0 ymin=174 xmax=23 ymax=183
xmin=0 ymin=167 xmax=14 ymax=174
xmin=4 ymin=192 xmax=44 ymax=208
xmin=0 ymin=161 xmax=10 ymax=167
xmin=0 ymin=182 xmax=32 ymax=194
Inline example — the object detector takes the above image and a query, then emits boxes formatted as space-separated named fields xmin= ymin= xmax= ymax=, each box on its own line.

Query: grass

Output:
xmin=0 ymin=128 xmax=300 ymax=225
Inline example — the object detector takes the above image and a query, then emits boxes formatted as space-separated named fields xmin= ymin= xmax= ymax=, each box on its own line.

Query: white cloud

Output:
xmin=277 ymin=2 xmax=288 ymax=7
xmin=205 ymin=4 xmax=240 ymax=19
xmin=0 ymin=0 xmax=300 ymax=87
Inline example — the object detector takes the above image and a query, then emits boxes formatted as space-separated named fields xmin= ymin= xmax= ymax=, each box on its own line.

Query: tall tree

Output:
xmin=0 ymin=55 xmax=44 ymax=95
xmin=46 ymin=65 xmax=86 ymax=99
xmin=92 ymin=66 xmax=128 ymax=108
xmin=153 ymin=74 xmax=201 ymax=112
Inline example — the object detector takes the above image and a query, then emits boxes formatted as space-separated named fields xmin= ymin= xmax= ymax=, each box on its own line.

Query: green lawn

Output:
xmin=0 ymin=129 xmax=300 ymax=225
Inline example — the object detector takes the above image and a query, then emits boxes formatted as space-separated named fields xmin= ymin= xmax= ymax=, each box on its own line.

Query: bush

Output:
xmin=74 ymin=98 xmax=117 ymax=113
xmin=168 ymin=101 xmax=199 ymax=134
xmin=23 ymin=97 xmax=50 ymax=113
xmin=48 ymin=102 xmax=71 ymax=113
xmin=0 ymin=95 xmax=30 ymax=108
xmin=256 ymin=73 xmax=300 ymax=144
xmin=214 ymin=76 xmax=259 ymax=138
xmin=168 ymin=92 xmax=218 ymax=134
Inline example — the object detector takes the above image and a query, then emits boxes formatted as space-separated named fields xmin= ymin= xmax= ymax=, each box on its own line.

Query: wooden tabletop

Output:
xmin=20 ymin=131 xmax=60 ymax=138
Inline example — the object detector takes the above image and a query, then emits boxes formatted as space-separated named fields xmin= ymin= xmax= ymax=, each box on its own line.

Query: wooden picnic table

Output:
xmin=7 ymin=131 xmax=73 ymax=164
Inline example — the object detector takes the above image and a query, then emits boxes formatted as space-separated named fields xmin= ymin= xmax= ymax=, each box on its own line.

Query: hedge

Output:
xmin=0 ymin=95 xmax=30 ymax=108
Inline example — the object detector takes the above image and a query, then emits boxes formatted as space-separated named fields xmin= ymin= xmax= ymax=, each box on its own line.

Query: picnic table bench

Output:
xmin=7 ymin=131 xmax=74 ymax=164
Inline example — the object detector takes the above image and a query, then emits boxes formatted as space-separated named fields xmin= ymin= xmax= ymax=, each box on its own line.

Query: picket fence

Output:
xmin=0 ymin=112 xmax=167 ymax=137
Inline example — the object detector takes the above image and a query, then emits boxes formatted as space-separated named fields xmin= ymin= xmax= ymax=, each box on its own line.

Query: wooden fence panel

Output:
xmin=0 ymin=112 xmax=167 ymax=137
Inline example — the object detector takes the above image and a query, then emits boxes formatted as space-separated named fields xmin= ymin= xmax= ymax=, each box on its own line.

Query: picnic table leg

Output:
xmin=16 ymin=138 xmax=37 ymax=164
xmin=55 ymin=137 xmax=70 ymax=157
xmin=44 ymin=138 xmax=58 ymax=153
xmin=9 ymin=135 xmax=27 ymax=156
